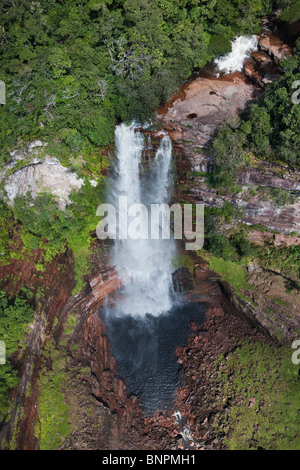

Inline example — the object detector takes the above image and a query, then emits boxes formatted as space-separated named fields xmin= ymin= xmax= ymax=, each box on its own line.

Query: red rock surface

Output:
xmin=247 ymin=231 xmax=300 ymax=247
xmin=158 ymin=73 xmax=255 ymax=148
xmin=258 ymin=30 xmax=291 ymax=63
xmin=0 ymin=239 xmax=76 ymax=449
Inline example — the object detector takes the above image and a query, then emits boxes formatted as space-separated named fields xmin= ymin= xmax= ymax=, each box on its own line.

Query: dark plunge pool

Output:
xmin=99 ymin=302 xmax=206 ymax=415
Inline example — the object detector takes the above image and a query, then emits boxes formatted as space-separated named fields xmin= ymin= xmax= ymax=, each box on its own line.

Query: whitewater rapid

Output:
xmin=214 ymin=35 xmax=258 ymax=74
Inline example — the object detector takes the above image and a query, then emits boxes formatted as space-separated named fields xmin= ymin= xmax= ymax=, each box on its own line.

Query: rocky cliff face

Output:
xmin=0 ymin=238 xmax=141 ymax=449
xmin=0 ymin=239 xmax=75 ymax=448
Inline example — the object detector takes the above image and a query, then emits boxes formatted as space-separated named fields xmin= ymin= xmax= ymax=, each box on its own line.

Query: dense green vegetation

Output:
xmin=204 ymin=202 xmax=300 ymax=283
xmin=213 ymin=340 xmax=300 ymax=450
xmin=280 ymin=0 xmax=300 ymax=21
xmin=0 ymin=177 xmax=106 ymax=294
xmin=0 ymin=291 xmax=34 ymax=420
xmin=206 ymin=252 xmax=253 ymax=290
xmin=0 ymin=0 xmax=291 ymax=165
xmin=36 ymin=339 xmax=72 ymax=450
xmin=210 ymin=38 xmax=300 ymax=189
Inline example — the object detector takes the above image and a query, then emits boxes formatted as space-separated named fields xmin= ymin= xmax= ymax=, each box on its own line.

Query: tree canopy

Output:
xmin=0 ymin=0 xmax=285 ymax=163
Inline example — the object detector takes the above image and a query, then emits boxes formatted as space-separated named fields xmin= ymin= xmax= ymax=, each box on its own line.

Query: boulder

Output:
xmin=258 ymin=32 xmax=291 ymax=63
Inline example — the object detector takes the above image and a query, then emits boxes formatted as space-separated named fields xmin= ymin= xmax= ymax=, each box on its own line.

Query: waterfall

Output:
xmin=110 ymin=122 xmax=175 ymax=317
xmin=214 ymin=35 xmax=258 ymax=74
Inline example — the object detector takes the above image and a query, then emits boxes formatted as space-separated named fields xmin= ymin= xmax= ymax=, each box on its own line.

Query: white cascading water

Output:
xmin=110 ymin=122 xmax=175 ymax=317
xmin=214 ymin=35 xmax=258 ymax=74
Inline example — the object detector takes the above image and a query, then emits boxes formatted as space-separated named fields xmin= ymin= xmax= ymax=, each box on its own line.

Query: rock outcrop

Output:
xmin=258 ymin=29 xmax=292 ymax=64
xmin=158 ymin=73 xmax=256 ymax=149
xmin=247 ymin=230 xmax=300 ymax=247
xmin=158 ymin=30 xmax=289 ymax=150
xmin=0 ymin=142 xmax=98 ymax=210
xmin=220 ymin=280 xmax=300 ymax=344
xmin=4 ymin=158 xmax=84 ymax=210
xmin=2 ymin=157 xmax=84 ymax=210
xmin=187 ymin=177 xmax=300 ymax=234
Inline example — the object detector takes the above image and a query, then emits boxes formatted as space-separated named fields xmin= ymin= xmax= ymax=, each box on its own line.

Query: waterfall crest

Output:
xmin=214 ymin=35 xmax=258 ymax=74
xmin=110 ymin=122 xmax=175 ymax=317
